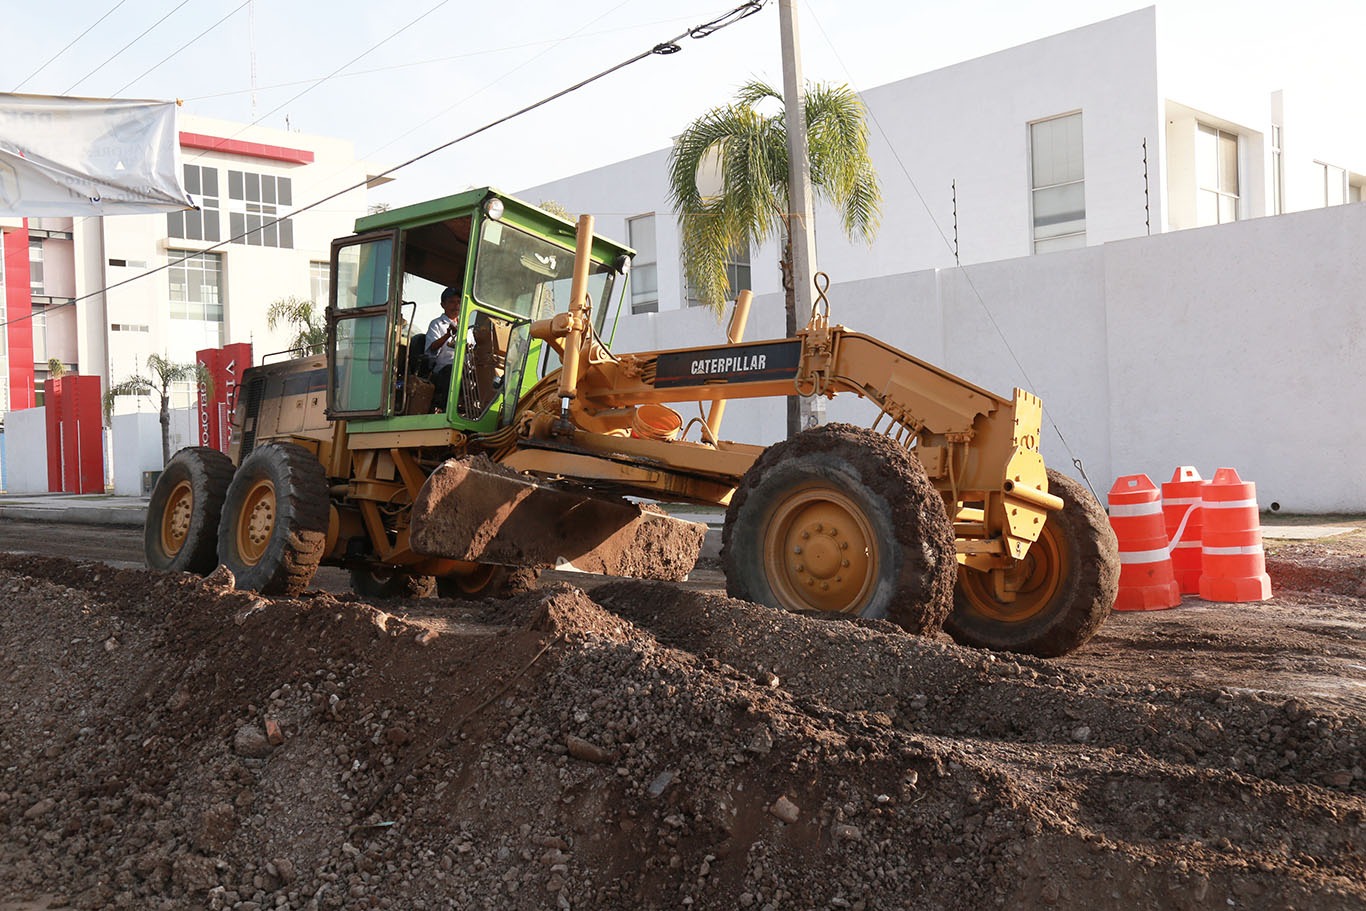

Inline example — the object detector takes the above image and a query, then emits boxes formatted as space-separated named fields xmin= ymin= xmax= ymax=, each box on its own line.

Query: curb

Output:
xmin=0 ymin=505 xmax=147 ymax=529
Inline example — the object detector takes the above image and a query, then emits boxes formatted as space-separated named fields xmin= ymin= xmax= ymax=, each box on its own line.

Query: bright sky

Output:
xmin=5 ymin=0 xmax=1365 ymax=209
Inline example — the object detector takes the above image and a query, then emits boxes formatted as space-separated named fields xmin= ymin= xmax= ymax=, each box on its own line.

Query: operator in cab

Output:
xmin=425 ymin=285 xmax=461 ymax=411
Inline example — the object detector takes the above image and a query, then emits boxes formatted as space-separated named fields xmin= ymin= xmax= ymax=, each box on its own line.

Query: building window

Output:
xmin=1271 ymin=125 xmax=1284 ymax=216
xmin=684 ymin=244 xmax=751 ymax=308
xmin=168 ymin=164 xmax=221 ymax=241
xmin=1196 ymin=124 xmax=1239 ymax=225
xmin=228 ymin=170 xmax=294 ymax=248
xmin=1029 ymin=112 xmax=1085 ymax=253
xmin=29 ymin=238 xmax=43 ymax=293
xmin=31 ymin=305 xmax=47 ymax=363
xmin=627 ymin=215 xmax=658 ymax=314
xmin=1315 ymin=161 xmax=1347 ymax=207
xmin=310 ymin=260 xmax=330 ymax=305
xmin=168 ymin=251 xmax=224 ymax=344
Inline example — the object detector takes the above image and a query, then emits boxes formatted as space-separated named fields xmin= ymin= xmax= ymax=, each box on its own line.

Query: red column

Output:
xmin=69 ymin=375 xmax=104 ymax=494
xmin=3 ymin=224 xmax=36 ymax=411
xmin=43 ymin=377 xmax=63 ymax=492
xmin=44 ymin=376 xmax=104 ymax=494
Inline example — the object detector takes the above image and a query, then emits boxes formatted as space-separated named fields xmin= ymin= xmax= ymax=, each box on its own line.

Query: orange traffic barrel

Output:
xmin=1162 ymin=466 xmax=1207 ymax=595
xmin=1108 ymin=474 xmax=1181 ymax=611
xmin=1199 ymin=467 xmax=1272 ymax=602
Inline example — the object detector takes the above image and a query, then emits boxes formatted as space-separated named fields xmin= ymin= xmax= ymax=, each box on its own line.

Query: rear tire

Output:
xmin=349 ymin=567 xmax=437 ymax=599
xmin=722 ymin=424 xmax=957 ymax=635
xmin=436 ymin=564 xmax=540 ymax=601
xmin=946 ymin=469 xmax=1118 ymax=657
xmin=217 ymin=443 xmax=330 ymax=595
xmin=144 ymin=447 xmax=235 ymax=575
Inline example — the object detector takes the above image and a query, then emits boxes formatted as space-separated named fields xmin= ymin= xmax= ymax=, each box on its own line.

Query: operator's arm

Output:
xmin=426 ymin=319 xmax=454 ymax=356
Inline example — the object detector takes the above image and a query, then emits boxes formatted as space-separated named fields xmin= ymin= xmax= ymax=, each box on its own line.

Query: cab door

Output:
xmin=326 ymin=232 xmax=397 ymax=418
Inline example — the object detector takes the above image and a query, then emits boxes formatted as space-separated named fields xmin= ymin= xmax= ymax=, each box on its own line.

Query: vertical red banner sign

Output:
xmin=195 ymin=343 xmax=253 ymax=453
xmin=44 ymin=375 xmax=104 ymax=494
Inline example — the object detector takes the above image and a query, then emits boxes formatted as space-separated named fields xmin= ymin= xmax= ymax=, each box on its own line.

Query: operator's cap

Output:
xmin=441 ymin=285 xmax=460 ymax=302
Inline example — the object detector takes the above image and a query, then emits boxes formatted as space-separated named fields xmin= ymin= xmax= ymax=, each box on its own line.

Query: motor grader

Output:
xmin=145 ymin=188 xmax=1119 ymax=656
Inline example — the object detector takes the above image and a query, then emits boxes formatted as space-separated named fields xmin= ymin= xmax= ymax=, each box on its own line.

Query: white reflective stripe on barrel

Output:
xmin=1201 ymin=498 xmax=1259 ymax=509
xmin=1163 ymin=496 xmax=1201 ymax=506
xmin=1202 ymin=545 xmax=1264 ymax=556
xmin=1109 ymin=501 xmax=1163 ymax=517
xmin=1119 ymin=547 xmax=1170 ymax=564
xmin=1171 ymin=541 xmax=1200 ymax=549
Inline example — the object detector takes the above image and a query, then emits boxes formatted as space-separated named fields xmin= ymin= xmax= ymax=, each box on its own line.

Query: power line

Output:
xmin=354 ymin=0 xmax=639 ymax=167
xmin=175 ymin=0 xmax=465 ymax=169
xmin=114 ymin=0 xmax=253 ymax=96
xmin=0 ymin=0 xmax=769 ymax=335
xmin=65 ymin=0 xmax=195 ymax=95
xmin=184 ymin=13 xmax=704 ymax=102
xmin=11 ymin=0 xmax=132 ymax=92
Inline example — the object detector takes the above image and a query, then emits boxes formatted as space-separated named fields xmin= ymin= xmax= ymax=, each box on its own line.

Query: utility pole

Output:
xmin=778 ymin=0 xmax=820 ymax=431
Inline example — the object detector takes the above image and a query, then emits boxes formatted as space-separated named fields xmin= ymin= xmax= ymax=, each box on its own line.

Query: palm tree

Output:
xmin=267 ymin=295 xmax=326 ymax=355
xmin=104 ymin=354 xmax=212 ymax=466
xmin=668 ymin=79 xmax=881 ymax=437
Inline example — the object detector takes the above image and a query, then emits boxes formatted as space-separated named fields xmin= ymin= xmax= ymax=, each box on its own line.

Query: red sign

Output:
xmin=196 ymin=343 xmax=253 ymax=453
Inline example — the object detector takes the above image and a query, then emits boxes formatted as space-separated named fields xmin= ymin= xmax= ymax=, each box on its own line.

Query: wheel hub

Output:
xmin=160 ymin=480 xmax=195 ymax=555
xmin=765 ymin=489 xmax=876 ymax=614
xmin=960 ymin=522 xmax=1066 ymax=622
xmin=237 ymin=480 xmax=277 ymax=566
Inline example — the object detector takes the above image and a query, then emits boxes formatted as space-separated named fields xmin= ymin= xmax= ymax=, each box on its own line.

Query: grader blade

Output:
xmin=409 ymin=457 xmax=706 ymax=581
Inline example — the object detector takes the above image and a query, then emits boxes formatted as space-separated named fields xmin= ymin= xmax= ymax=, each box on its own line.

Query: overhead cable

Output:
xmin=0 ymin=0 xmax=770 ymax=334
xmin=114 ymin=0 xmax=253 ymax=96
xmin=65 ymin=0 xmax=195 ymax=95
xmin=12 ymin=0 xmax=132 ymax=92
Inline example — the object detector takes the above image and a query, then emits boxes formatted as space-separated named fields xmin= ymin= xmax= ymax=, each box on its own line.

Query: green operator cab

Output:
xmin=326 ymin=189 xmax=632 ymax=433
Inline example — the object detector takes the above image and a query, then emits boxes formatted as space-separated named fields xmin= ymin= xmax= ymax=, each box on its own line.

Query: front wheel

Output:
xmin=435 ymin=564 xmax=540 ymax=601
xmin=946 ymin=469 xmax=1118 ymax=657
xmin=144 ymin=448 xmax=235 ymax=574
xmin=349 ymin=567 xmax=437 ymax=599
xmin=722 ymin=424 xmax=957 ymax=635
xmin=217 ymin=443 xmax=330 ymax=595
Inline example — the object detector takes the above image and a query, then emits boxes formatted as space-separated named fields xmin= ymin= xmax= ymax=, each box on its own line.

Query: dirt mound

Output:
xmin=2 ymin=554 xmax=1365 ymax=910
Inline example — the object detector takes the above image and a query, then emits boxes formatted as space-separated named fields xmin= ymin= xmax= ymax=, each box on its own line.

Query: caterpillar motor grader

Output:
xmin=145 ymin=188 xmax=1118 ymax=656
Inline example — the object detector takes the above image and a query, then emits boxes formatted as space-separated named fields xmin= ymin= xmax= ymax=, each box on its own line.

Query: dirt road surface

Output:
xmin=0 ymin=519 xmax=1363 ymax=910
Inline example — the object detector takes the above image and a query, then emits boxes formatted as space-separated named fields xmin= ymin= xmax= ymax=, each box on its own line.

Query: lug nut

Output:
xmin=793 ymin=546 xmax=803 ymax=555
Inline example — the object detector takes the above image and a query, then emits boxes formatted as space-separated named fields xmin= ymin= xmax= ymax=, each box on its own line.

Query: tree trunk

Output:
xmin=159 ymin=394 xmax=171 ymax=467
xmin=781 ymin=236 xmax=799 ymax=439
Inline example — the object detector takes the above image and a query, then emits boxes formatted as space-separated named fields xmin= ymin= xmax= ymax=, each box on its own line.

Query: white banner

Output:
xmin=0 ymin=93 xmax=192 ymax=216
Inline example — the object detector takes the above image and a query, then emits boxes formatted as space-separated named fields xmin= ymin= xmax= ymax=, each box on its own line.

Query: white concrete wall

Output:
xmin=111 ymin=412 xmax=166 ymax=495
xmin=597 ymin=199 xmax=1365 ymax=513
xmin=2 ymin=406 xmax=49 ymax=494
xmin=106 ymin=405 xmax=197 ymax=495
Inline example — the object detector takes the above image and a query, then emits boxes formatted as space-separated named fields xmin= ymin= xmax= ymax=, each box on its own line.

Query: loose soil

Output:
xmin=1 ymin=527 xmax=1364 ymax=911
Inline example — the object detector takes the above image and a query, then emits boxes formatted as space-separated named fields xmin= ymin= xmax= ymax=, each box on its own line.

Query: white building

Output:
xmin=516 ymin=7 xmax=1366 ymax=511
xmin=0 ymin=114 xmax=383 ymax=422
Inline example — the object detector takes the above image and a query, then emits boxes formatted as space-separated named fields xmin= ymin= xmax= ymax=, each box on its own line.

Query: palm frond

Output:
xmin=667 ymin=78 xmax=882 ymax=312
